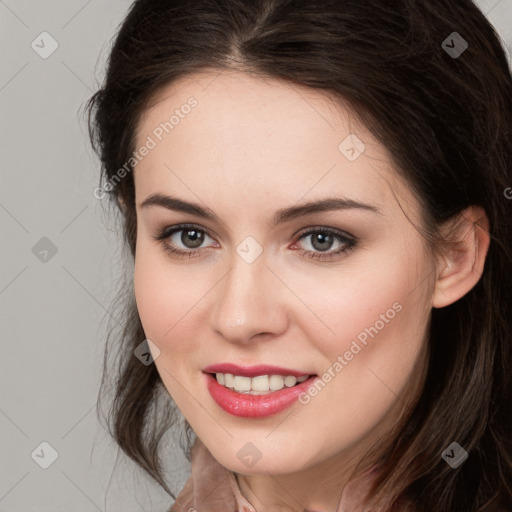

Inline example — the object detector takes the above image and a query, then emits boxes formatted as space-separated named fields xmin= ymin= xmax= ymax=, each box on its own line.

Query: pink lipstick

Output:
xmin=202 ymin=363 xmax=318 ymax=418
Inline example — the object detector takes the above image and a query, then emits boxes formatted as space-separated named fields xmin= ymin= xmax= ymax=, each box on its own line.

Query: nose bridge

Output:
xmin=211 ymin=249 xmax=286 ymax=342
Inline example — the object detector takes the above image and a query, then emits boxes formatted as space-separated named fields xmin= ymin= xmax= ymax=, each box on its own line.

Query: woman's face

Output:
xmin=132 ymin=69 xmax=435 ymax=475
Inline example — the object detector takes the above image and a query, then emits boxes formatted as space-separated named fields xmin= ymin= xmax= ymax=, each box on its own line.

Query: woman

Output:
xmin=85 ymin=1 xmax=512 ymax=510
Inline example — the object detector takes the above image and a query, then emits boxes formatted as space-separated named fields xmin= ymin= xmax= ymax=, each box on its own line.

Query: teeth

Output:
xmin=269 ymin=375 xmax=285 ymax=390
xmin=252 ymin=375 xmax=269 ymax=391
xmin=214 ymin=373 xmax=310 ymax=394
xmin=224 ymin=373 xmax=234 ymax=388
xmin=284 ymin=376 xmax=297 ymax=387
xmin=233 ymin=376 xmax=252 ymax=391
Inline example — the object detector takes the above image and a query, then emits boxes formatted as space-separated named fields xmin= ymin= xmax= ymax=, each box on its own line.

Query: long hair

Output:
xmin=85 ymin=1 xmax=512 ymax=510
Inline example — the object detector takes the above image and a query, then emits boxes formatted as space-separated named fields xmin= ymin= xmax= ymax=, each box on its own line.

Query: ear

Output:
xmin=117 ymin=194 xmax=127 ymax=214
xmin=432 ymin=206 xmax=490 ymax=309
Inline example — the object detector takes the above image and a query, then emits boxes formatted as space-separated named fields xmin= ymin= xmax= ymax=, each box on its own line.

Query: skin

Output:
xmin=131 ymin=69 xmax=490 ymax=511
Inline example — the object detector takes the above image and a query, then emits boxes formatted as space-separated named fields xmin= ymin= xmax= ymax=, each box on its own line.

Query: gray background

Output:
xmin=1 ymin=1 xmax=511 ymax=510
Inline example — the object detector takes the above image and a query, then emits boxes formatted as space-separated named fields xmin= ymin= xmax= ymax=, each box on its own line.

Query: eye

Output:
xmin=293 ymin=227 xmax=357 ymax=261
xmin=153 ymin=224 xmax=357 ymax=261
xmin=154 ymin=223 xmax=216 ymax=258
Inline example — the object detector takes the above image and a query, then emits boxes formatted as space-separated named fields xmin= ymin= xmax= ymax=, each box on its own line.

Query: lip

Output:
xmin=203 ymin=371 xmax=319 ymax=418
xmin=202 ymin=363 xmax=312 ymax=378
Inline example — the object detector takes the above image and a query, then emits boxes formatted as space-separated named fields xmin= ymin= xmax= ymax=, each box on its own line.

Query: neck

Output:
xmin=235 ymin=446 xmax=373 ymax=512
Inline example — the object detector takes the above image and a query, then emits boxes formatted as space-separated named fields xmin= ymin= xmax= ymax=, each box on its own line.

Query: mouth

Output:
xmin=202 ymin=364 xmax=319 ymax=418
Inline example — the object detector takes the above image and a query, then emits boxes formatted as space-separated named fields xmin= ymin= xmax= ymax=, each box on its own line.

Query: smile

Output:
xmin=202 ymin=363 xmax=318 ymax=417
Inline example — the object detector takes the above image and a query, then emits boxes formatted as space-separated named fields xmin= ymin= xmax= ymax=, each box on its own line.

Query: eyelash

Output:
xmin=153 ymin=223 xmax=357 ymax=261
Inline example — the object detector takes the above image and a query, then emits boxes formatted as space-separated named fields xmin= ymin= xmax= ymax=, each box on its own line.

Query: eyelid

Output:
xmin=293 ymin=225 xmax=355 ymax=241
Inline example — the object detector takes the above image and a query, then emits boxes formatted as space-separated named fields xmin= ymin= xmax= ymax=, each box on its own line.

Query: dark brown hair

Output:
xmin=85 ymin=1 xmax=512 ymax=510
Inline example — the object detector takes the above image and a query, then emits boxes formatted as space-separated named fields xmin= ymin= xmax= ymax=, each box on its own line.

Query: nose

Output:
xmin=210 ymin=253 xmax=289 ymax=345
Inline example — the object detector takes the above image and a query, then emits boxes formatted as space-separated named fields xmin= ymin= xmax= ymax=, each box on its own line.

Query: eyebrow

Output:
xmin=139 ymin=193 xmax=381 ymax=229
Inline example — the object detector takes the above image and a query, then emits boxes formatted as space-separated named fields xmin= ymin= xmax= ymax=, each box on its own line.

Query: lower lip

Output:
xmin=204 ymin=372 xmax=318 ymax=418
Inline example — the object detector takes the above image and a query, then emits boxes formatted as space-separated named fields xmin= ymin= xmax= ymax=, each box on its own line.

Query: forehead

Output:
xmin=136 ymin=69 xmax=367 ymax=153
xmin=133 ymin=69 xmax=420 ymax=222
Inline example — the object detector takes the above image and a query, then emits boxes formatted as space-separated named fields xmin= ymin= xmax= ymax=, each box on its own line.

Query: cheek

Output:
xmin=291 ymin=240 xmax=431 ymax=407
xmin=301 ymin=277 xmax=426 ymax=397
xmin=134 ymin=245 xmax=186 ymax=346
xmin=288 ymin=283 xmax=428 ymax=460
xmin=291 ymin=251 xmax=428 ymax=355
xmin=133 ymin=253 xmax=203 ymax=407
xmin=133 ymin=244 xmax=213 ymax=359
xmin=134 ymin=249 xmax=165 ymax=340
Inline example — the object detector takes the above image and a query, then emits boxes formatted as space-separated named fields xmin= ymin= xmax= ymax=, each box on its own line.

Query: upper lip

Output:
xmin=202 ymin=363 xmax=315 ymax=378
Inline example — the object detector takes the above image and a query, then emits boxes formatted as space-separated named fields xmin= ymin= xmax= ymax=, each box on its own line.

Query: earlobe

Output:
xmin=117 ymin=195 xmax=127 ymax=214
xmin=432 ymin=206 xmax=490 ymax=309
